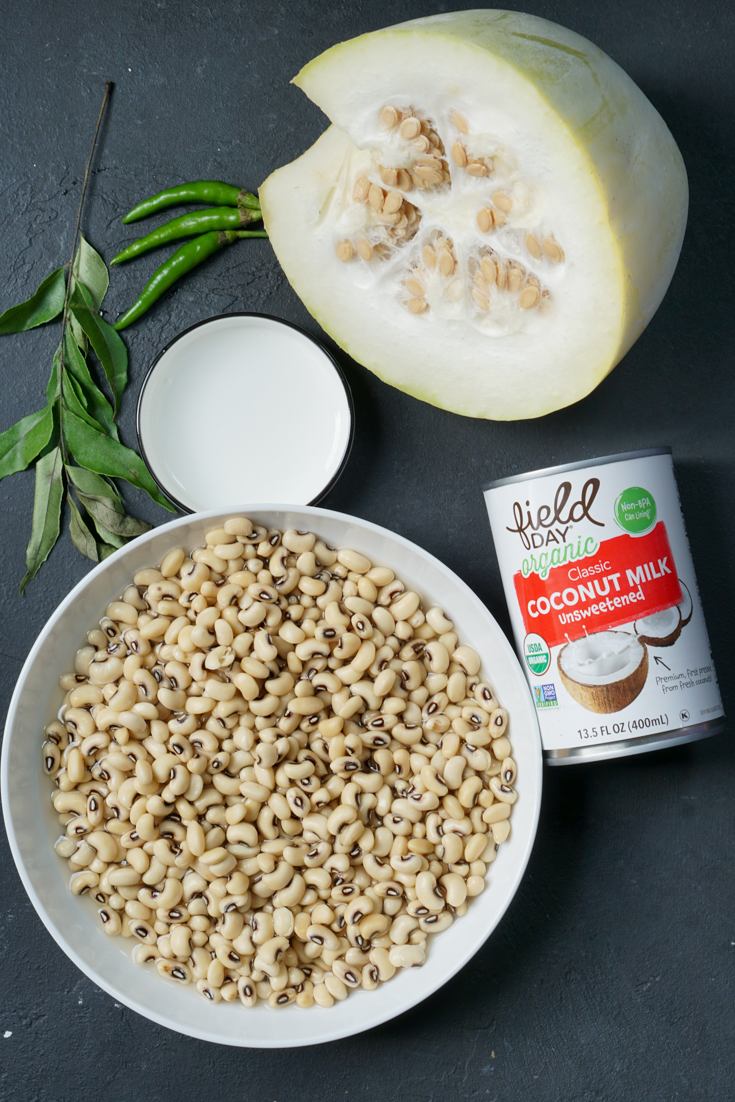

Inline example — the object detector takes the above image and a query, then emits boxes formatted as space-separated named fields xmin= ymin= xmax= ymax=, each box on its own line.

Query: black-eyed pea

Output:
xmin=70 ymin=870 xmax=98 ymax=896
xmin=130 ymin=919 xmax=156 ymax=945
xmin=307 ymin=924 xmax=340 ymax=952
xmin=466 ymin=875 xmax=486 ymax=898
xmin=442 ymin=754 xmax=466 ymax=791
xmin=458 ymin=775 xmax=483 ymax=809
xmin=489 ymin=776 xmax=518 ymax=805
xmin=237 ymin=977 xmax=258 ymax=1007
xmin=489 ymin=709 xmax=509 ymax=739
xmin=388 ymin=914 xmax=418 ymax=945
xmin=98 ymin=906 xmax=122 ymax=935
xmin=323 ymin=972 xmax=348 ymax=1001
xmin=313 ymin=982 xmax=334 ymax=1007
xmin=437 ymin=832 xmax=464 ymax=865
xmin=388 ymin=942 xmax=426 ymax=968
xmin=415 ymin=871 xmax=444 ymax=913
xmin=361 ymin=963 xmax=380 ymax=990
xmin=464 ymin=832 xmax=489 ymax=863
xmin=491 ymin=820 xmax=511 ymax=845
xmin=424 ymin=641 xmax=450 ymax=674
xmin=86 ymin=830 xmax=119 ymax=864
xmin=439 ymin=872 xmax=467 ymax=908
xmin=446 ymin=671 xmax=467 ymax=703
xmin=419 ymin=911 xmax=453 ymax=934
xmin=491 ymin=736 xmax=511 ymax=767
xmin=332 ymin=959 xmax=361 ymax=988
xmin=194 ymin=979 xmax=221 ymax=1003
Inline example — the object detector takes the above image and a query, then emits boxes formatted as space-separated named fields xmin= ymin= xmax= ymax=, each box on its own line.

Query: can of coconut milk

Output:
xmin=483 ymin=448 xmax=725 ymax=763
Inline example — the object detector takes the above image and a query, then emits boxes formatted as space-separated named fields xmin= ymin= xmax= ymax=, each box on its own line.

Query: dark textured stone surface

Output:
xmin=0 ymin=1 xmax=733 ymax=1098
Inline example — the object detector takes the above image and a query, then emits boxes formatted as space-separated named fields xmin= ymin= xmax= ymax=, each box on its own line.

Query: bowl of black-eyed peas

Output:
xmin=2 ymin=506 xmax=542 ymax=1046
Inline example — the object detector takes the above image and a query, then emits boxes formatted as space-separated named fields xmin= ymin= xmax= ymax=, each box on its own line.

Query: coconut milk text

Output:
xmin=484 ymin=449 xmax=725 ymax=763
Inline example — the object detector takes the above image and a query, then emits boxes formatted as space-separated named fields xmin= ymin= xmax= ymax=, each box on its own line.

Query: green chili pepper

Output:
xmin=114 ymin=228 xmax=268 ymax=330
xmin=111 ymin=205 xmax=262 ymax=265
xmin=122 ymin=181 xmax=260 ymax=224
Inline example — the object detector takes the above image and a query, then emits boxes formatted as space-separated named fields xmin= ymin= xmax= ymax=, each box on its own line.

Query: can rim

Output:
xmin=482 ymin=447 xmax=672 ymax=492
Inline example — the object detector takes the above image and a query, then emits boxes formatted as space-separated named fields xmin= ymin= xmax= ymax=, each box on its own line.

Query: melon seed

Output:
xmin=380 ymin=105 xmax=400 ymax=129
xmin=423 ymin=246 xmax=437 ymax=270
xmin=543 ymin=238 xmax=565 ymax=263
xmin=415 ymin=166 xmax=443 ymax=184
xmin=507 ymin=264 xmax=524 ymax=293
xmin=466 ymin=162 xmax=488 ymax=177
xmin=368 ymin=184 xmax=384 ymax=212
xmin=412 ymin=136 xmax=431 ymax=154
xmin=496 ymin=262 xmax=507 ymax=291
xmin=492 ymin=191 xmax=513 ymax=213
xmin=336 ymin=240 xmax=353 ymax=263
xmin=400 ymin=117 xmax=421 ymax=140
xmin=477 ymin=208 xmax=493 ymax=233
xmin=381 ymin=167 xmax=398 ymax=187
xmin=472 ymin=287 xmax=490 ymax=312
xmin=525 ymin=233 xmax=543 ymax=259
xmin=451 ymin=142 xmax=468 ymax=168
xmin=396 ymin=169 xmax=412 ymax=191
xmin=357 ymin=238 xmax=373 ymax=262
xmin=406 ymin=297 xmax=428 ymax=314
xmin=405 ymin=278 xmax=426 ymax=297
xmin=383 ymin=191 xmax=403 ymax=214
xmin=520 ymin=284 xmax=541 ymax=309
xmin=480 ymin=257 xmax=497 ymax=285
xmin=353 ymin=176 xmax=370 ymax=202
xmin=451 ymin=110 xmax=469 ymax=134
xmin=439 ymin=251 xmax=455 ymax=277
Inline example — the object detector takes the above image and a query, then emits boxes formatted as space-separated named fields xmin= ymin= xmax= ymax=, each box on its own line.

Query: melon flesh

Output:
xmin=260 ymin=11 xmax=688 ymax=420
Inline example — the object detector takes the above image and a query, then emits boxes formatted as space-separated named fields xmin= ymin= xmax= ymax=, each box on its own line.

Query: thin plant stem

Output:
xmin=58 ymin=81 xmax=114 ymax=466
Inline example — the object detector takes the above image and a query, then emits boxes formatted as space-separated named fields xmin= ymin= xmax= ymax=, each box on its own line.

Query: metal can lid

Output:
xmin=136 ymin=313 xmax=354 ymax=512
xmin=482 ymin=447 xmax=672 ymax=493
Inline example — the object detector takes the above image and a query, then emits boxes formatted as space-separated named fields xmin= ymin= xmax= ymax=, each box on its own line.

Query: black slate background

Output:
xmin=0 ymin=1 xmax=733 ymax=1099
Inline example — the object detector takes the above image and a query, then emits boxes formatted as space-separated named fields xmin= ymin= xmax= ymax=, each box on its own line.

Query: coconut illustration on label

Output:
xmin=484 ymin=449 xmax=725 ymax=763
xmin=558 ymin=631 xmax=648 ymax=714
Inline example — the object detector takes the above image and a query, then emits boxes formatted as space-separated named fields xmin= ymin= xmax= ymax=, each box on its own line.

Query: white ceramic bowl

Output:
xmin=2 ymin=505 xmax=542 ymax=1048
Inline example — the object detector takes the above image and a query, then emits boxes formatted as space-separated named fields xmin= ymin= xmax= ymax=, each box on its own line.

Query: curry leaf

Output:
xmin=72 ymin=236 xmax=108 ymax=311
xmin=66 ymin=464 xmax=122 ymax=502
xmin=63 ymin=408 xmax=174 ymax=510
xmin=62 ymin=370 xmax=103 ymax=432
xmin=19 ymin=446 xmax=64 ymax=594
xmin=0 ymin=405 xmax=55 ymax=481
xmin=78 ymin=491 xmax=152 ymax=537
xmin=62 ymin=328 xmax=119 ymax=441
xmin=0 ymin=267 xmax=67 ymax=334
xmin=68 ymin=494 xmax=100 ymax=561
xmin=70 ymin=282 xmax=128 ymax=413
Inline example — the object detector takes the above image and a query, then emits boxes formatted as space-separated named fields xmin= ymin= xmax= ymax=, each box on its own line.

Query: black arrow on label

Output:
xmin=654 ymin=656 xmax=671 ymax=671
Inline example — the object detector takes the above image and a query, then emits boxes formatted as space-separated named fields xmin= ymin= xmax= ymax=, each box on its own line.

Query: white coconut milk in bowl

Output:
xmin=484 ymin=448 xmax=725 ymax=764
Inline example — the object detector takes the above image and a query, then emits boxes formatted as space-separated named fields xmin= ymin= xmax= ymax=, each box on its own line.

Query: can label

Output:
xmin=484 ymin=452 xmax=724 ymax=754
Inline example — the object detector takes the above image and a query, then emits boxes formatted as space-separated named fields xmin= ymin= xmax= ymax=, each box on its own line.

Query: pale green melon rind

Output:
xmin=295 ymin=9 xmax=688 ymax=357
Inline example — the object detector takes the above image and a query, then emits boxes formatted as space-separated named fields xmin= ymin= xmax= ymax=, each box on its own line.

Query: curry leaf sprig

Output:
xmin=0 ymin=82 xmax=174 ymax=594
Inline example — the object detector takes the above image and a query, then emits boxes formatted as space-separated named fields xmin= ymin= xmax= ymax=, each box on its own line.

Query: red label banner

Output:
xmin=513 ymin=522 xmax=682 ymax=647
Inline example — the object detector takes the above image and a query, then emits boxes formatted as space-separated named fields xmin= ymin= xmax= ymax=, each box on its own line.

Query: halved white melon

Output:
xmin=260 ymin=11 xmax=688 ymax=420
